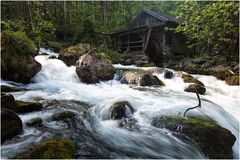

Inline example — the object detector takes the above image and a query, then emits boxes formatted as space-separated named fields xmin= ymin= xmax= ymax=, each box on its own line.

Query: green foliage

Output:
xmin=1 ymin=30 xmax=36 ymax=56
xmin=175 ymin=1 xmax=239 ymax=58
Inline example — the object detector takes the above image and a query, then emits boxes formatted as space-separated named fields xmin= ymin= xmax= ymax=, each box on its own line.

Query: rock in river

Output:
xmin=121 ymin=70 xmax=165 ymax=86
xmin=76 ymin=49 xmax=116 ymax=83
xmin=109 ymin=101 xmax=135 ymax=120
xmin=152 ymin=116 xmax=236 ymax=159
xmin=1 ymin=108 xmax=23 ymax=143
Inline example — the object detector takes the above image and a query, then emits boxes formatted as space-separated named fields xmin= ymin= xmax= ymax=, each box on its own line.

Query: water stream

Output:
xmin=1 ymin=48 xmax=239 ymax=159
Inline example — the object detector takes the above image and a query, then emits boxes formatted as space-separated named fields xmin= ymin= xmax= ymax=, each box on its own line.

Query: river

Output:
xmin=1 ymin=48 xmax=239 ymax=159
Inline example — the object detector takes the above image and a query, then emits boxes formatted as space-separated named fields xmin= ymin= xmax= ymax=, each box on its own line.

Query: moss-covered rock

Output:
xmin=1 ymin=85 xmax=27 ymax=92
xmin=184 ymin=84 xmax=206 ymax=95
xmin=15 ymin=100 xmax=42 ymax=113
xmin=152 ymin=116 xmax=236 ymax=159
xmin=121 ymin=70 xmax=165 ymax=86
xmin=59 ymin=45 xmax=86 ymax=66
xmin=1 ymin=30 xmax=41 ymax=83
xmin=76 ymin=49 xmax=116 ymax=83
xmin=1 ymin=108 xmax=23 ymax=143
xmin=182 ymin=74 xmax=204 ymax=86
xmin=1 ymin=93 xmax=16 ymax=110
xmin=52 ymin=111 xmax=76 ymax=121
xmin=225 ymin=76 xmax=239 ymax=86
xmin=26 ymin=117 xmax=43 ymax=127
xmin=21 ymin=138 xmax=76 ymax=159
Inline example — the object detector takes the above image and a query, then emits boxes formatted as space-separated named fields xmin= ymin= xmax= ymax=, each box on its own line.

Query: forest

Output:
xmin=1 ymin=1 xmax=239 ymax=159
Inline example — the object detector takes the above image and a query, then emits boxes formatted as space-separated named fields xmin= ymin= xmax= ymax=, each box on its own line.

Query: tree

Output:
xmin=175 ymin=1 xmax=239 ymax=60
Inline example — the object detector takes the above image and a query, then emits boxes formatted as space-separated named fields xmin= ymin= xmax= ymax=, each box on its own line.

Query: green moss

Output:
xmin=1 ymin=85 xmax=27 ymax=92
xmin=15 ymin=100 xmax=42 ymax=113
xmin=104 ymin=50 xmax=131 ymax=62
xmin=143 ymin=62 xmax=156 ymax=67
xmin=60 ymin=45 xmax=85 ymax=56
xmin=1 ymin=30 xmax=36 ymax=56
xmin=28 ymin=138 xmax=76 ymax=159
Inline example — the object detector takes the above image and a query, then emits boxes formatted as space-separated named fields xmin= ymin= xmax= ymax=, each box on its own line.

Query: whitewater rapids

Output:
xmin=1 ymin=48 xmax=239 ymax=159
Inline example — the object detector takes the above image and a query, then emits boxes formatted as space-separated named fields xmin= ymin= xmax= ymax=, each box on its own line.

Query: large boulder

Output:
xmin=121 ymin=70 xmax=165 ymax=86
xmin=152 ymin=116 xmax=236 ymax=159
xmin=17 ymin=138 xmax=76 ymax=159
xmin=225 ymin=76 xmax=239 ymax=86
xmin=76 ymin=49 xmax=116 ymax=83
xmin=109 ymin=101 xmax=135 ymax=120
xmin=1 ymin=30 xmax=42 ymax=83
xmin=184 ymin=84 xmax=206 ymax=95
xmin=1 ymin=108 xmax=23 ymax=143
xmin=59 ymin=45 xmax=86 ymax=66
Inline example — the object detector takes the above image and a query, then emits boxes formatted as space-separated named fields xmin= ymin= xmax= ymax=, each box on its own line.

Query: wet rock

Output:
xmin=182 ymin=74 xmax=204 ymax=86
xmin=1 ymin=85 xmax=27 ymax=92
xmin=233 ymin=63 xmax=239 ymax=71
xmin=164 ymin=70 xmax=174 ymax=79
xmin=15 ymin=100 xmax=42 ymax=113
xmin=26 ymin=118 xmax=43 ymax=127
xmin=76 ymin=49 xmax=116 ymax=83
xmin=119 ymin=118 xmax=140 ymax=131
xmin=121 ymin=70 xmax=165 ymax=86
xmin=184 ymin=84 xmax=206 ymax=95
xmin=1 ymin=108 xmax=23 ymax=143
xmin=18 ymin=138 xmax=76 ymax=159
xmin=59 ymin=45 xmax=85 ymax=66
xmin=1 ymin=93 xmax=16 ymax=110
xmin=49 ymin=55 xmax=57 ymax=59
xmin=225 ymin=76 xmax=239 ymax=86
xmin=109 ymin=101 xmax=135 ymax=120
xmin=52 ymin=111 xmax=76 ymax=121
xmin=152 ymin=116 xmax=236 ymax=159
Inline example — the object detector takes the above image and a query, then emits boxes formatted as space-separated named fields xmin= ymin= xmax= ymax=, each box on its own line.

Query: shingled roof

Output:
xmin=143 ymin=9 xmax=177 ymax=23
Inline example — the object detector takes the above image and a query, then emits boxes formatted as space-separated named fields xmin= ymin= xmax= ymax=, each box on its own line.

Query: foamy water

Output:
xmin=1 ymin=48 xmax=239 ymax=158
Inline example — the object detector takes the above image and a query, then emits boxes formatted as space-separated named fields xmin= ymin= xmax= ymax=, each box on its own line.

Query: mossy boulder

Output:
xmin=76 ymin=49 xmax=116 ymax=83
xmin=225 ymin=76 xmax=239 ymax=86
xmin=1 ymin=93 xmax=16 ymax=110
xmin=15 ymin=100 xmax=42 ymax=113
xmin=152 ymin=116 xmax=236 ymax=159
xmin=1 ymin=85 xmax=27 ymax=92
xmin=1 ymin=30 xmax=41 ymax=83
xmin=52 ymin=111 xmax=76 ymax=121
xmin=26 ymin=117 xmax=43 ymax=127
xmin=1 ymin=108 xmax=23 ymax=143
xmin=182 ymin=74 xmax=205 ymax=86
xmin=121 ymin=70 xmax=165 ymax=86
xmin=21 ymin=138 xmax=76 ymax=159
xmin=59 ymin=45 xmax=86 ymax=66
xmin=184 ymin=84 xmax=206 ymax=95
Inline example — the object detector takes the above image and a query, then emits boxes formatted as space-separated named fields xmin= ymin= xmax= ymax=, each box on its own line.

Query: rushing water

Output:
xmin=1 ymin=48 xmax=239 ymax=159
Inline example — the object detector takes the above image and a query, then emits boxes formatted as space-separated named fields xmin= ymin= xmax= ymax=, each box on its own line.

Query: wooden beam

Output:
xmin=122 ymin=40 xmax=143 ymax=45
xmin=144 ymin=28 xmax=152 ymax=51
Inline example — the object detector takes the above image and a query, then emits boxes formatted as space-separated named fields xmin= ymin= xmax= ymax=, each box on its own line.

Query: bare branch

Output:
xmin=183 ymin=92 xmax=201 ymax=117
